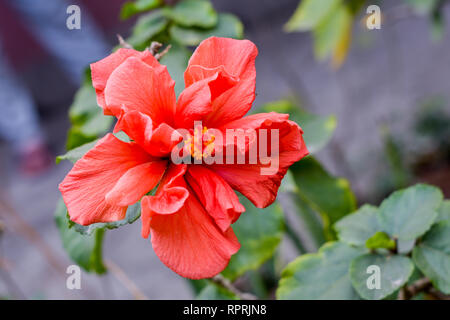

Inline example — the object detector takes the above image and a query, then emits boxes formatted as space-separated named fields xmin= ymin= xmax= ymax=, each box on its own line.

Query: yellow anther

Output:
xmin=184 ymin=126 xmax=216 ymax=161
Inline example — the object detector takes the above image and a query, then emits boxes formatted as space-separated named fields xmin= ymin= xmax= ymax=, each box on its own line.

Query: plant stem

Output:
xmin=105 ymin=260 xmax=148 ymax=300
xmin=400 ymin=277 xmax=447 ymax=300
xmin=211 ymin=274 xmax=257 ymax=300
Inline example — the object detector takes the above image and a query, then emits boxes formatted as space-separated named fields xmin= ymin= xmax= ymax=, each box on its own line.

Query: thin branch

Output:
xmin=404 ymin=278 xmax=432 ymax=298
xmin=116 ymin=34 xmax=132 ymax=49
xmin=398 ymin=287 xmax=407 ymax=300
xmin=0 ymin=195 xmax=66 ymax=274
xmin=399 ymin=277 xmax=450 ymax=300
xmin=211 ymin=274 xmax=258 ymax=300
xmin=0 ymin=224 xmax=26 ymax=299
xmin=116 ymin=35 xmax=171 ymax=61
xmin=154 ymin=44 xmax=171 ymax=61
xmin=104 ymin=259 xmax=148 ymax=300
xmin=428 ymin=288 xmax=450 ymax=300
xmin=149 ymin=41 xmax=163 ymax=56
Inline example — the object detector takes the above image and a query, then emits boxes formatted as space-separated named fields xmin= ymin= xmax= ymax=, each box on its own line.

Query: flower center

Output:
xmin=184 ymin=126 xmax=215 ymax=161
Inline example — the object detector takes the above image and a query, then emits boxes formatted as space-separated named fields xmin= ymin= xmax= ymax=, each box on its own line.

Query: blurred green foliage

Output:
xmin=285 ymin=0 xmax=446 ymax=67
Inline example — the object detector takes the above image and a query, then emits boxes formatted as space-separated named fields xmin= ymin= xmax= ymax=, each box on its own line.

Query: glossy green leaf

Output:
xmin=65 ymin=127 xmax=96 ymax=151
xmin=56 ymin=139 xmax=98 ymax=164
xmin=120 ymin=0 xmax=162 ymax=20
xmin=281 ymin=192 xmax=326 ymax=253
xmin=413 ymin=221 xmax=450 ymax=294
xmin=285 ymin=0 xmax=341 ymax=32
xmin=77 ymin=110 xmax=113 ymax=138
xmin=58 ymin=132 xmax=129 ymax=164
xmin=69 ymin=77 xmax=113 ymax=135
xmin=159 ymin=43 xmax=191 ymax=96
xmin=169 ymin=13 xmax=243 ymax=47
xmin=436 ymin=200 xmax=450 ymax=223
xmin=334 ymin=204 xmax=379 ymax=247
xmin=431 ymin=8 xmax=444 ymax=42
xmin=54 ymin=199 xmax=106 ymax=273
xmin=196 ymin=284 xmax=238 ymax=300
xmin=68 ymin=82 xmax=98 ymax=124
xmin=397 ymin=239 xmax=416 ymax=255
xmin=67 ymin=80 xmax=113 ymax=150
xmin=221 ymin=197 xmax=284 ymax=280
xmin=69 ymin=202 xmax=141 ymax=236
xmin=278 ymin=172 xmax=326 ymax=253
xmin=277 ymin=242 xmax=365 ymax=299
xmin=260 ymin=100 xmax=336 ymax=154
xmin=290 ymin=156 xmax=357 ymax=238
xmin=163 ymin=0 xmax=217 ymax=28
xmin=313 ymin=4 xmax=352 ymax=65
xmin=404 ymin=0 xmax=439 ymax=14
xmin=350 ymin=254 xmax=414 ymax=300
xmin=365 ymin=232 xmax=396 ymax=250
xmin=127 ymin=10 xmax=168 ymax=48
xmin=378 ymin=184 xmax=443 ymax=240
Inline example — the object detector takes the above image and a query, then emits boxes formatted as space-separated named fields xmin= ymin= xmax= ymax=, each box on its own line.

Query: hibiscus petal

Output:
xmin=91 ymin=48 xmax=160 ymax=115
xmin=184 ymin=37 xmax=258 ymax=127
xmin=185 ymin=37 xmax=257 ymax=86
xmin=175 ymin=68 xmax=237 ymax=128
xmin=105 ymin=160 xmax=167 ymax=207
xmin=104 ymin=57 xmax=176 ymax=126
xmin=149 ymin=190 xmax=240 ymax=279
xmin=204 ymin=78 xmax=256 ymax=128
xmin=140 ymin=164 xmax=189 ymax=238
xmin=186 ymin=165 xmax=244 ymax=232
xmin=212 ymin=112 xmax=309 ymax=208
xmin=114 ymin=110 xmax=182 ymax=157
xmin=59 ymin=133 xmax=155 ymax=225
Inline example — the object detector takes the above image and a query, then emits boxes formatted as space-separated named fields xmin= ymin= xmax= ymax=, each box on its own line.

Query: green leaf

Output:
xmin=159 ymin=43 xmax=191 ymax=96
xmin=120 ymin=0 xmax=162 ymax=20
xmin=277 ymin=242 xmax=365 ymax=299
xmin=260 ymin=100 xmax=336 ymax=154
xmin=378 ymin=184 xmax=443 ymax=240
xmin=313 ymin=4 xmax=352 ymax=66
xmin=404 ymin=0 xmax=439 ymax=15
xmin=284 ymin=0 xmax=341 ymax=32
xmin=221 ymin=197 xmax=284 ymax=280
xmin=413 ymin=221 xmax=450 ymax=294
xmin=69 ymin=82 xmax=98 ymax=124
xmin=70 ymin=202 xmax=141 ymax=236
xmin=65 ymin=127 xmax=97 ymax=151
xmin=335 ymin=205 xmax=379 ymax=247
xmin=350 ymin=254 xmax=414 ymax=300
xmin=279 ymin=171 xmax=326 ymax=253
xmin=431 ymin=7 xmax=445 ymax=42
xmin=127 ymin=10 xmax=169 ymax=48
xmin=78 ymin=111 xmax=113 ymax=137
xmin=281 ymin=191 xmax=326 ymax=253
xmin=436 ymin=200 xmax=450 ymax=223
xmin=196 ymin=283 xmax=238 ymax=300
xmin=56 ymin=139 xmax=98 ymax=164
xmin=54 ymin=199 xmax=106 ymax=273
xmin=69 ymin=75 xmax=113 ymax=135
xmin=67 ymin=80 xmax=113 ymax=150
xmin=397 ymin=239 xmax=416 ymax=255
xmin=163 ymin=0 xmax=217 ymax=28
xmin=169 ymin=13 xmax=243 ymax=47
xmin=290 ymin=156 xmax=357 ymax=238
xmin=365 ymin=232 xmax=396 ymax=250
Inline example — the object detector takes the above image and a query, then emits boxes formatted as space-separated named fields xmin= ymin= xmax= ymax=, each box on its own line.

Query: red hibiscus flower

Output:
xmin=59 ymin=37 xmax=309 ymax=279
